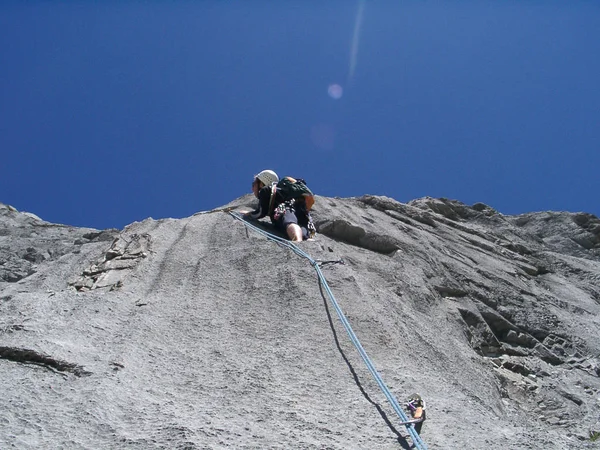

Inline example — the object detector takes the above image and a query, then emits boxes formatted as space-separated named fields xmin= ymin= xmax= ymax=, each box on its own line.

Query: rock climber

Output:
xmin=243 ymin=169 xmax=314 ymax=242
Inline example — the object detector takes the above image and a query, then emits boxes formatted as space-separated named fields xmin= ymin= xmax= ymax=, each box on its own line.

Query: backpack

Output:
xmin=269 ymin=177 xmax=315 ymax=213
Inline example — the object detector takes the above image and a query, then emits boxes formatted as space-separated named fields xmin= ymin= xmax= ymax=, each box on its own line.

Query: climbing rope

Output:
xmin=229 ymin=212 xmax=428 ymax=450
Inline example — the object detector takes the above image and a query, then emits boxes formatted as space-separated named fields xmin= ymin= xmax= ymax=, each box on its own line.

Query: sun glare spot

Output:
xmin=310 ymin=124 xmax=336 ymax=151
xmin=328 ymin=84 xmax=343 ymax=100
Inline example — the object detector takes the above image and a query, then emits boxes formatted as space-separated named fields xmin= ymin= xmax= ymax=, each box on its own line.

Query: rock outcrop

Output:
xmin=1 ymin=197 xmax=599 ymax=449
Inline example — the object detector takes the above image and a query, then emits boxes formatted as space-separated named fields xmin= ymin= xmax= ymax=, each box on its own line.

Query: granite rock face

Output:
xmin=1 ymin=197 xmax=599 ymax=449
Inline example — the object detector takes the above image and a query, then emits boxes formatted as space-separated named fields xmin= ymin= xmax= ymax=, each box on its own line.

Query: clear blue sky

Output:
xmin=1 ymin=1 xmax=599 ymax=230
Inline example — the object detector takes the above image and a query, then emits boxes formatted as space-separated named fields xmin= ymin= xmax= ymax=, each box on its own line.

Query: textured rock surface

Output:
xmin=1 ymin=197 xmax=599 ymax=449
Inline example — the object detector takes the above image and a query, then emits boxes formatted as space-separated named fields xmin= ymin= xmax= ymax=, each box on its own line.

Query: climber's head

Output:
xmin=252 ymin=169 xmax=279 ymax=197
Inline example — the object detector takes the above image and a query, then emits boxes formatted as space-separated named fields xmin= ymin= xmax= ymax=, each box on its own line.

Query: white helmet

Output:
xmin=255 ymin=169 xmax=279 ymax=186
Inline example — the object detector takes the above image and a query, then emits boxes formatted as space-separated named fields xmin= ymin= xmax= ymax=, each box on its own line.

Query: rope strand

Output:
xmin=229 ymin=212 xmax=428 ymax=450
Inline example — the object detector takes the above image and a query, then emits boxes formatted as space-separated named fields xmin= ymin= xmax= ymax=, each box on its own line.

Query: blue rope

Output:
xmin=229 ymin=212 xmax=428 ymax=450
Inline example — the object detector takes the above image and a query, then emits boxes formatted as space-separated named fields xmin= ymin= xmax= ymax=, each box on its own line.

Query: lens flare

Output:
xmin=348 ymin=0 xmax=365 ymax=85
xmin=328 ymin=84 xmax=343 ymax=100
xmin=310 ymin=124 xmax=336 ymax=151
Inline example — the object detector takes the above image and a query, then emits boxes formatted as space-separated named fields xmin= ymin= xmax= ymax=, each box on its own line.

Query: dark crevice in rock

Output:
xmin=435 ymin=285 xmax=468 ymax=298
xmin=499 ymin=242 xmax=533 ymax=256
xmin=479 ymin=309 xmax=533 ymax=347
xmin=361 ymin=215 xmax=375 ymax=224
xmin=411 ymin=213 xmax=437 ymax=227
xmin=82 ymin=232 xmax=102 ymax=240
xmin=470 ymin=290 xmax=498 ymax=309
xmin=570 ymin=358 xmax=600 ymax=377
xmin=501 ymin=346 xmax=530 ymax=358
xmin=570 ymin=236 xmax=596 ymax=250
xmin=547 ymin=297 xmax=592 ymax=315
xmin=541 ymin=334 xmax=579 ymax=358
xmin=459 ymin=308 xmax=481 ymax=328
xmin=461 ymin=236 xmax=500 ymax=256
xmin=458 ymin=308 xmax=502 ymax=357
xmin=82 ymin=229 xmax=120 ymax=242
xmin=0 ymin=265 xmax=36 ymax=283
xmin=31 ymin=222 xmax=67 ymax=228
xmin=383 ymin=209 xmax=414 ymax=226
xmin=0 ymin=346 xmax=91 ymax=376
xmin=572 ymin=213 xmax=600 ymax=249
xmin=532 ymin=343 xmax=563 ymax=365
xmin=22 ymin=247 xmax=46 ymax=263
xmin=556 ymin=388 xmax=584 ymax=406
xmin=534 ymin=265 xmax=552 ymax=275
xmin=464 ymin=300 xmax=566 ymax=364
xmin=589 ymin=289 xmax=600 ymax=305
xmin=316 ymin=219 xmax=400 ymax=255
xmin=502 ymin=360 xmax=532 ymax=376
xmin=515 ymin=262 xmax=539 ymax=277
xmin=1 ymin=324 xmax=26 ymax=333
xmin=441 ymin=249 xmax=479 ymax=266
xmin=471 ymin=202 xmax=491 ymax=212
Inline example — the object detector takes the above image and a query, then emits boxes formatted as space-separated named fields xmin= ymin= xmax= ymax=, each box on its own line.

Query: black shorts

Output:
xmin=273 ymin=204 xmax=309 ymax=240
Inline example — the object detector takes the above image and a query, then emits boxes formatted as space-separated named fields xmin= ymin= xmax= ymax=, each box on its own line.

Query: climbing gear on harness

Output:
xmin=229 ymin=211 xmax=428 ymax=450
xmin=406 ymin=393 xmax=426 ymax=434
xmin=307 ymin=219 xmax=316 ymax=239
xmin=271 ymin=199 xmax=317 ymax=240
xmin=272 ymin=202 xmax=288 ymax=222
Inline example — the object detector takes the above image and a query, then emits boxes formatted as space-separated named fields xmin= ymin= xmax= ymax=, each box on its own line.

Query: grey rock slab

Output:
xmin=1 ymin=197 xmax=599 ymax=449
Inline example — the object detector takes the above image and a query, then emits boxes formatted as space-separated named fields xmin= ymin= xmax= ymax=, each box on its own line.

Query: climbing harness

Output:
xmin=229 ymin=211 xmax=428 ymax=450
xmin=271 ymin=199 xmax=317 ymax=239
xmin=307 ymin=217 xmax=317 ymax=239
